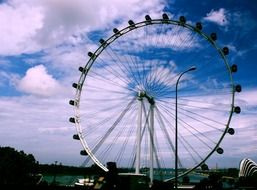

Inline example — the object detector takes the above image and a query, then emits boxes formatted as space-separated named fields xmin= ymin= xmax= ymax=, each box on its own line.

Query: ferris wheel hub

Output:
xmin=137 ymin=91 xmax=155 ymax=105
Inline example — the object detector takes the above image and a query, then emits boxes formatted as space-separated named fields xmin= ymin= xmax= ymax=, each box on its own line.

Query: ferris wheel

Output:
xmin=69 ymin=13 xmax=241 ymax=181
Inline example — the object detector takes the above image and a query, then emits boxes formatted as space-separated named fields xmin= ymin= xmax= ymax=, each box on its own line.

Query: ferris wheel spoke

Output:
xmin=178 ymin=106 xmax=226 ymax=127
xmin=176 ymin=106 xmax=226 ymax=132
xmin=167 ymin=25 xmax=182 ymax=49
xmin=115 ymin=116 xmax=137 ymax=164
xmin=177 ymin=117 xmax=216 ymax=149
xmin=80 ymin=99 xmax=130 ymax=118
xmin=157 ymin=101 xmax=217 ymax=148
xmin=127 ymin=102 xmax=152 ymax=169
xmin=155 ymin=105 xmax=197 ymax=169
xmin=140 ymin=26 xmax=154 ymax=89
xmin=84 ymin=83 xmax=134 ymax=96
xmin=81 ymin=118 xmax=111 ymax=136
xmin=172 ymin=27 xmax=193 ymax=50
xmin=176 ymin=110 xmax=222 ymax=145
xmin=81 ymin=110 xmax=124 ymax=137
xmin=158 ymin=97 xmax=232 ymax=113
xmin=141 ymin=26 xmax=161 ymax=91
xmin=155 ymin=106 xmax=175 ymax=152
xmin=90 ymin=59 xmax=132 ymax=87
xmin=106 ymin=106 xmax=138 ymax=164
xmin=145 ymin=26 xmax=168 ymax=90
xmin=86 ymin=69 xmax=137 ymax=94
xmin=105 ymin=46 xmax=142 ymax=87
xmin=104 ymin=46 xmax=134 ymax=77
xmin=89 ymin=97 xmax=137 ymax=156
xmin=155 ymin=84 xmax=232 ymax=100
xmin=155 ymin=106 xmax=183 ymax=167
xmin=82 ymin=95 xmax=133 ymax=103
xmin=139 ymin=104 xmax=165 ymax=171
xmin=114 ymin=40 xmax=144 ymax=87
xmin=179 ymin=95 xmax=232 ymax=108
xmin=177 ymin=102 xmax=231 ymax=113
xmin=146 ymin=63 xmax=177 ymax=97
xmin=178 ymin=134 xmax=201 ymax=165
xmin=88 ymin=70 xmax=132 ymax=93
xmin=99 ymin=123 xmax=128 ymax=163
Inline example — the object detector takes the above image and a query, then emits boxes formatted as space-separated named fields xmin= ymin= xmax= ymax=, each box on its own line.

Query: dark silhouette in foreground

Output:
xmin=1 ymin=146 xmax=257 ymax=189
xmin=0 ymin=146 xmax=39 ymax=186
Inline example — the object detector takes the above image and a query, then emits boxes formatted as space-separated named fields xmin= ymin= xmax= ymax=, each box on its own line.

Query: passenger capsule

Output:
xmin=78 ymin=67 xmax=83 ymax=72
xmin=179 ymin=16 xmax=186 ymax=24
xmin=210 ymin=33 xmax=217 ymax=41
xmin=72 ymin=83 xmax=78 ymax=88
xmin=78 ymin=67 xmax=86 ymax=73
xmin=69 ymin=100 xmax=76 ymax=106
xmin=72 ymin=83 xmax=81 ymax=90
xmin=235 ymin=84 xmax=242 ymax=92
xmin=216 ymin=147 xmax=224 ymax=154
xmin=128 ymin=20 xmax=135 ymax=26
xmin=234 ymin=106 xmax=241 ymax=114
xmin=113 ymin=28 xmax=119 ymax=34
xmin=222 ymin=47 xmax=229 ymax=55
xmin=227 ymin=128 xmax=235 ymax=135
xmin=99 ymin=38 xmax=105 ymax=44
xmin=88 ymin=52 xmax=94 ymax=57
xmin=73 ymin=134 xmax=80 ymax=140
xmin=80 ymin=150 xmax=88 ymax=156
xmin=162 ymin=13 xmax=169 ymax=20
xmin=145 ymin=15 xmax=152 ymax=21
xmin=195 ymin=22 xmax=202 ymax=30
xmin=231 ymin=64 xmax=237 ymax=73
xmin=69 ymin=117 xmax=76 ymax=123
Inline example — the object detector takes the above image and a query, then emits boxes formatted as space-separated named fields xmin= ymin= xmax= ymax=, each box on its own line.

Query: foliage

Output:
xmin=237 ymin=175 xmax=257 ymax=188
xmin=195 ymin=173 xmax=223 ymax=189
xmin=0 ymin=146 xmax=39 ymax=185
xmin=38 ymin=163 xmax=105 ymax=176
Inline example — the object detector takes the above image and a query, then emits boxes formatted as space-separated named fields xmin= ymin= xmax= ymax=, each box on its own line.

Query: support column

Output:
xmin=135 ymin=94 xmax=143 ymax=174
xmin=149 ymin=104 xmax=154 ymax=183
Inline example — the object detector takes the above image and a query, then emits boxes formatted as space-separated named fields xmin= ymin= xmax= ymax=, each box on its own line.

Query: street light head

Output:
xmin=188 ymin=66 xmax=197 ymax=71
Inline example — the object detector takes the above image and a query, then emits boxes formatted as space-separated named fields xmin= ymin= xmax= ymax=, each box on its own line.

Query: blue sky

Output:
xmin=0 ymin=0 xmax=257 ymax=169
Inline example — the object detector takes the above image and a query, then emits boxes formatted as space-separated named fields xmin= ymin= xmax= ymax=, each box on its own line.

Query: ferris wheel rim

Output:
xmin=70 ymin=14 xmax=239 ymax=178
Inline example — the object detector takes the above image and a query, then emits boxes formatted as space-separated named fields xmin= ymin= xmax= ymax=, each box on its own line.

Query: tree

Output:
xmin=0 ymin=146 xmax=39 ymax=185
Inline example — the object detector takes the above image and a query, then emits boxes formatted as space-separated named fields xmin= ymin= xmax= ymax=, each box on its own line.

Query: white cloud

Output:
xmin=42 ymin=45 xmax=90 ymax=75
xmin=17 ymin=65 xmax=65 ymax=97
xmin=0 ymin=0 xmax=165 ymax=56
xmin=0 ymin=95 xmax=82 ymax=166
xmin=2 ymin=0 xmax=256 ymax=168
xmin=236 ymin=89 xmax=257 ymax=106
xmin=203 ymin=8 xmax=228 ymax=26
xmin=111 ymin=25 xmax=200 ymax=53
xmin=0 ymin=1 xmax=43 ymax=55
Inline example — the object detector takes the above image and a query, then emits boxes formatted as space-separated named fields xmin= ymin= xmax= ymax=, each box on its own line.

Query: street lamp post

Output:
xmin=175 ymin=66 xmax=196 ymax=189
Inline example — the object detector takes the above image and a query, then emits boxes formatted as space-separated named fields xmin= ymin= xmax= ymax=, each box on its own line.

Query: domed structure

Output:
xmin=239 ymin=158 xmax=257 ymax=177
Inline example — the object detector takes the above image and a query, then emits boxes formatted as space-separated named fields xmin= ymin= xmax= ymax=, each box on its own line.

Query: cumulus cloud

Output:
xmin=0 ymin=0 xmax=165 ymax=55
xmin=203 ymin=8 xmax=229 ymax=26
xmin=18 ymin=65 xmax=64 ymax=97
xmin=0 ymin=1 xmax=43 ymax=55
